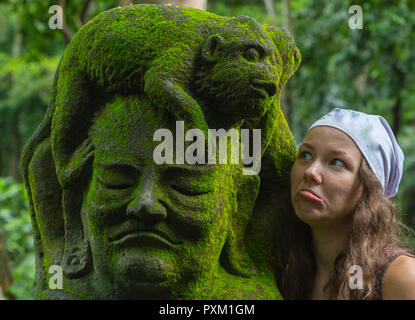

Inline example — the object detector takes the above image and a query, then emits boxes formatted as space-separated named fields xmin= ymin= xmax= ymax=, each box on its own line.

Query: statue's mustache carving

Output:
xmin=108 ymin=219 xmax=184 ymax=250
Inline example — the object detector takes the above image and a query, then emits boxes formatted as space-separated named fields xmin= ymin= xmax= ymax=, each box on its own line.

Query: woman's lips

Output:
xmin=298 ymin=189 xmax=324 ymax=204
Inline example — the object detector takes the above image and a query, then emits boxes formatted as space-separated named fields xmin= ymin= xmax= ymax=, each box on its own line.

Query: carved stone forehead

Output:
xmin=89 ymin=94 xmax=235 ymax=176
xmin=90 ymin=95 xmax=166 ymax=158
xmin=211 ymin=15 xmax=274 ymax=48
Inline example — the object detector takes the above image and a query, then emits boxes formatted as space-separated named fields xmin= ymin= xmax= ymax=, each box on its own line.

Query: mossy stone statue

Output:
xmin=21 ymin=4 xmax=301 ymax=299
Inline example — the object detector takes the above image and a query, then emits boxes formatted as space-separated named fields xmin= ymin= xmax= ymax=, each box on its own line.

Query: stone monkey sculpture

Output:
xmin=21 ymin=4 xmax=301 ymax=299
xmin=48 ymin=4 xmax=300 ymax=188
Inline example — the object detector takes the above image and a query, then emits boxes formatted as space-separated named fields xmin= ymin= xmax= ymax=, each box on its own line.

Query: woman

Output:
xmin=279 ymin=108 xmax=415 ymax=299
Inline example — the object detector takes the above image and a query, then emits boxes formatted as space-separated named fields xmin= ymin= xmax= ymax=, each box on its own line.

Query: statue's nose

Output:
xmin=251 ymin=78 xmax=277 ymax=97
xmin=126 ymin=173 xmax=167 ymax=224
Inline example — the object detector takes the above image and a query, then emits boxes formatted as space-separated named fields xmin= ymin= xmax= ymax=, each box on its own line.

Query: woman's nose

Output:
xmin=304 ymin=161 xmax=323 ymax=185
xmin=126 ymin=172 xmax=167 ymax=224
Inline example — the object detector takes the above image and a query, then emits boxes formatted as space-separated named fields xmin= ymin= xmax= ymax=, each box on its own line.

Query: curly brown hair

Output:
xmin=276 ymin=158 xmax=414 ymax=299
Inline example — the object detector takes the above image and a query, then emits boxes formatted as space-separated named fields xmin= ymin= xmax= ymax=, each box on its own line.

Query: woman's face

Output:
xmin=290 ymin=126 xmax=363 ymax=228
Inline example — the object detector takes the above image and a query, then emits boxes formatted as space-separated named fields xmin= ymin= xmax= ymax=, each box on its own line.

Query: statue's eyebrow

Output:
xmin=240 ymin=40 xmax=272 ymax=56
xmin=96 ymin=162 xmax=214 ymax=175
xmin=96 ymin=161 xmax=140 ymax=172
xmin=161 ymin=164 xmax=214 ymax=176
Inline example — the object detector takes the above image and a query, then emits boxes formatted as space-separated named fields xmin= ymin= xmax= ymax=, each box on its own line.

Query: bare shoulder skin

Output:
xmin=383 ymin=255 xmax=415 ymax=300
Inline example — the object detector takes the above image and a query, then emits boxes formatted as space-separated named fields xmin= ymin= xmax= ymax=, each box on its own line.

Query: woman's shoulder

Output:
xmin=382 ymin=250 xmax=415 ymax=299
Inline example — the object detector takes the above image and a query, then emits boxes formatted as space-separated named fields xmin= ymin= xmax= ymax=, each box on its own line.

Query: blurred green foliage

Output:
xmin=0 ymin=54 xmax=59 ymax=172
xmin=0 ymin=177 xmax=34 ymax=299
xmin=0 ymin=0 xmax=414 ymax=299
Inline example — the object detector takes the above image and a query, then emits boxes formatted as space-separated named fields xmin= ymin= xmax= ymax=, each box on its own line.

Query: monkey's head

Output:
xmin=192 ymin=16 xmax=301 ymax=127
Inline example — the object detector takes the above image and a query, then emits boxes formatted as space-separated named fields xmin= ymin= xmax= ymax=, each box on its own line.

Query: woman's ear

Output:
xmin=201 ymin=35 xmax=225 ymax=64
xmin=220 ymin=172 xmax=260 ymax=277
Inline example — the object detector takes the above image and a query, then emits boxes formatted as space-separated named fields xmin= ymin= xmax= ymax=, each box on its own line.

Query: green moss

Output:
xmin=24 ymin=4 xmax=301 ymax=300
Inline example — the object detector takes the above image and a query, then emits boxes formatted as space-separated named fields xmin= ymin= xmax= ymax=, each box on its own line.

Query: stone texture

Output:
xmin=21 ymin=4 xmax=301 ymax=299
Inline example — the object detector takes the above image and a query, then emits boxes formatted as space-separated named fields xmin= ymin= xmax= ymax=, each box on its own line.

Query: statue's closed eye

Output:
xmin=170 ymin=183 xmax=211 ymax=196
xmin=96 ymin=162 xmax=139 ymax=190
xmin=164 ymin=166 xmax=215 ymax=196
xmin=97 ymin=175 xmax=135 ymax=190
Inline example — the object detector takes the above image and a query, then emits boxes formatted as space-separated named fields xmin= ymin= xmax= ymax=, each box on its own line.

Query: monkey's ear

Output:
xmin=264 ymin=26 xmax=301 ymax=91
xmin=201 ymin=35 xmax=224 ymax=63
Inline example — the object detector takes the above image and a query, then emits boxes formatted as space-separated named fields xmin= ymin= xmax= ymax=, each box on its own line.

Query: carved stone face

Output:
xmin=22 ymin=5 xmax=300 ymax=300
xmin=84 ymin=95 xmax=243 ymax=298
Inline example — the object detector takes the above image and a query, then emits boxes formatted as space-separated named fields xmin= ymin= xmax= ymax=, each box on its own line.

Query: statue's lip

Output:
xmin=110 ymin=232 xmax=183 ymax=250
xmin=109 ymin=228 xmax=183 ymax=250
xmin=250 ymin=79 xmax=277 ymax=98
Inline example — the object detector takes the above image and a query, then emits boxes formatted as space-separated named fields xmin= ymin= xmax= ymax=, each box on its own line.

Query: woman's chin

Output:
xmin=294 ymin=202 xmax=328 ymax=226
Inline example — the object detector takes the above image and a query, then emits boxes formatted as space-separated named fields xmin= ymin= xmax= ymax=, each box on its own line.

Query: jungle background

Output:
xmin=0 ymin=0 xmax=414 ymax=299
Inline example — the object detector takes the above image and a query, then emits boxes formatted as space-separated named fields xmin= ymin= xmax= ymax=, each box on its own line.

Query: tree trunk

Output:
xmin=175 ymin=0 xmax=207 ymax=10
xmin=57 ymin=0 xmax=73 ymax=44
xmin=0 ymin=230 xmax=13 ymax=300
xmin=282 ymin=0 xmax=292 ymax=32
xmin=119 ymin=0 xmax=132 ymax=6
xmin=281 ymin=0 xmax=293 ymax=126
xmin=136 ymin=0 xmax=207 ymax=10
xmin=9 ymin=16 xmax=22 ymax=181
xmin=0 ymin=123 xmax=3 ymax=176
xmin=11 ymin=20 xmax=22 ymax=59
xmin=263 ymin=0 xmax=277 ymax=24
xmin=392 ymin=65 xmax=404 ymax=136
xmin=8 ymin=111 xmax=22 ymax=181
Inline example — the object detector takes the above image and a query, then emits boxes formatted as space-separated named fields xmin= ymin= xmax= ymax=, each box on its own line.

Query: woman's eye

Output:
xmin=244 ymin=47 xmax=260 ymax=61
xmin=299 ymin=151 xmax=312 ymax=161
xmin=331 ymin=159 xmax=346 ymax=168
